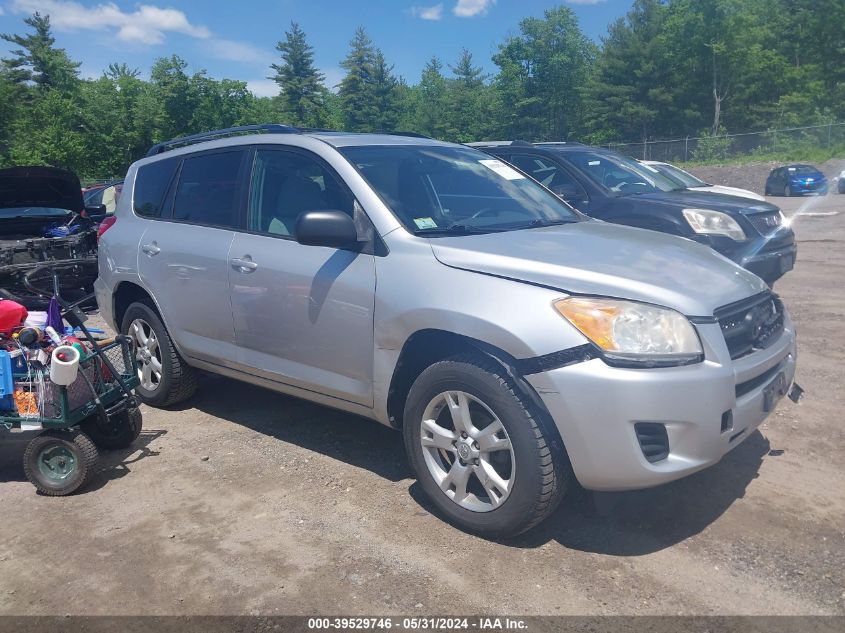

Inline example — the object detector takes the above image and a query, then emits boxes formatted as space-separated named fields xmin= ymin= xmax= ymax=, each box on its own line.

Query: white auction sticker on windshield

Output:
xmin=479 ymin=159 xmax=524 ymax=180
xmin=413 ymin=217 xmax=438 ymax=229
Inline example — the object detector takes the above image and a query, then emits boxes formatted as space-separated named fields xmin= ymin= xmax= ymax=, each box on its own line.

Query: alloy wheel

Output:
xmin=129 ymin=318 xmax=163 ymax=391
xmin=419 ymin=390 xmax=515 ymax=512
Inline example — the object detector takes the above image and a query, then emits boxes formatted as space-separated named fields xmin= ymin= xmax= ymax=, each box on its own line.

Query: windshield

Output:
xmin=0 ymin=207 xmax=70 ymax=219
xmin=339 ymin=145 xmax=580 ymax=235
xmin=649 ymin=163 xmax=707 ymax=188
xmin=561 ymin=150 xmax=683 ymax=195
xmin=787 ymin=165 xmax=821 ymax=176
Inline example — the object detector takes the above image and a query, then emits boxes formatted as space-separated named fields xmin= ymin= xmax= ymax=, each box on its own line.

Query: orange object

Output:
xmin=13 ymin=389 xmax=38 ymax=415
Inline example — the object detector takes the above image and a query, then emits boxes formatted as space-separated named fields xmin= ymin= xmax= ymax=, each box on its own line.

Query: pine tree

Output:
xmin=370 ymin=50 xmax=400 ymax=132
xmin=446 ymin=49 xmax=487 ymax=142
xmin=415 ymin=57 xmax=449 ymax=138
xmin=1 ymin=13 xmax=80 ymax=91
xmin=339 ymin=27 xmax=378 ymax=132
xmin=270 ymin=22 xmax=328 ymax=127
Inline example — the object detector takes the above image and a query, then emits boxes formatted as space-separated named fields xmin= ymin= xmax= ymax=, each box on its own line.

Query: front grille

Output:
xmin=715 ymin=292 xmax=785 ymax=360
xmin=748 ymin=212 xmax=782 ymax=235
xmin=634 ymin=423 xmax=669 ymax=463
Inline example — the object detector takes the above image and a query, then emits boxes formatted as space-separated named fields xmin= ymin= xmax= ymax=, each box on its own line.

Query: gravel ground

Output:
xmin=0 ymin=178 xmax=843 ymax=617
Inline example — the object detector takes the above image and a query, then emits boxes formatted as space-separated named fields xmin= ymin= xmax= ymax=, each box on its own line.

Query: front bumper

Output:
xmin=526 ymin=317 xmax=797 ymax=491
xmin=740 ymin=242 xmax=797 ymax=283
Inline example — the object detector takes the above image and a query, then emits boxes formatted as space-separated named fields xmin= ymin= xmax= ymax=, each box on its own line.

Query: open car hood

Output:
xmin=0 ymin=166 xmax=83 ymax=213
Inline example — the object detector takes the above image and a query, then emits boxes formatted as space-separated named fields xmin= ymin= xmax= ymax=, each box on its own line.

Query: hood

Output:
xmin=634 ymin=189 xmax=779 ymax=215
xmin=0 ymin=166 xmax=83 ymax=213
xmin=696 ymin=184 xmax=766 ymax=202
xmin=429 ymin=221 xmax=767 ymax=316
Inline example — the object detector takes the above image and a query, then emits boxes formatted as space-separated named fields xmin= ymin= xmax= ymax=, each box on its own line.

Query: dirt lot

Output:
xmin=1 ymin=179 xmax=843 ymax=617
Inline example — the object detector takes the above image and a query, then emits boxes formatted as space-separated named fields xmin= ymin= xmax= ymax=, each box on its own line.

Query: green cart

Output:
xmin=0 ymin=264 xmax=142 ymax=495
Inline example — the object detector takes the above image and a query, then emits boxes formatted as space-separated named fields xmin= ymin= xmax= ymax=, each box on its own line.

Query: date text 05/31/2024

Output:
xmin=307 ymin=617 xmax=528 ymax=630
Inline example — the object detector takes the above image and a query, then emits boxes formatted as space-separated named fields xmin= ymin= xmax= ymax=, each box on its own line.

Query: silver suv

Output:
xmin=95 ymin=125 xmax=798 ymax=537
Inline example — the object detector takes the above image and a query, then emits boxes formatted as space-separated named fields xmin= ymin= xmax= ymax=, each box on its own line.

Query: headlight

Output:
xmin=554 ymin=297 xmax=703 ymax=367
xmin=682 ymin=208 xmax=746 ymax=241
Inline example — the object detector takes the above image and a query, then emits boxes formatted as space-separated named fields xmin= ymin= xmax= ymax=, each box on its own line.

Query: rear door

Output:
xmin=227 ymin=147 xmax=376 ymax=406
xmin=136 ymin=148 xmax=248 ymax=365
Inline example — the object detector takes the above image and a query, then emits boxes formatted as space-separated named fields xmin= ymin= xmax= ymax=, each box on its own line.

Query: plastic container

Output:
xmin=50 ymin=345 xmax=81 ymax=386
xmin=0 ymin=350 xmax=15 ymax=412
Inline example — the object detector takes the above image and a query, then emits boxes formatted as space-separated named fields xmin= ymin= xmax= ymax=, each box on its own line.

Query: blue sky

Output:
xmin=0 ymin=0 xmax=632 ymax=96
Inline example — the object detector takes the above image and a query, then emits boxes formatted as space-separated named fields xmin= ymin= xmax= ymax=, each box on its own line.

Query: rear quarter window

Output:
xmin=133 ymin=158 xmax=179 ymax=218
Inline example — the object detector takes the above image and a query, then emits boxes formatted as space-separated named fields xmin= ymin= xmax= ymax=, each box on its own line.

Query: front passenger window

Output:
xmin=248 ymin=149 xmax=353 ymax=237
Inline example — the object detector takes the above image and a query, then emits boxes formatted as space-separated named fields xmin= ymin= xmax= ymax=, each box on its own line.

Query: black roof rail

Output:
xmin=534 ymin=141 xmax=587 ymax=147
xmin=383 ymin=131 xmax=433 ymax=139
xmin=145 ymin=123 xmax=301 ymax=157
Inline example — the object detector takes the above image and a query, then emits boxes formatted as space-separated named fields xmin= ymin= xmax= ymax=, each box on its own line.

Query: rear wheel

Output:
xmin=81 ymin=407 xmax=142 ymax=450
xmin=121 ymin=302 xmax=197 ymax=407
xmin=403 ymin=354 xmax=567 ymax=537
xmin=23 ymin=430 xmax=98 ymax=496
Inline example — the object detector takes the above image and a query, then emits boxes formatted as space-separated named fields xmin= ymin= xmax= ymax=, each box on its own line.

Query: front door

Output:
xmin=228 ymin=147 xmax=376 ymax=406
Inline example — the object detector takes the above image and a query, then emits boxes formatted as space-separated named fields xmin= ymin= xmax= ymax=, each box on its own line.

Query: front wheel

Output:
xmin=23 ymin=430 xmax=99 ymax=496
xmin=403 ymin=354 xmax=567 ymax=537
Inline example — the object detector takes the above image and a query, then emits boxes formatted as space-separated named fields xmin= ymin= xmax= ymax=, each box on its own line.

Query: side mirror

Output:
xmin=295 ymin=211 xmax=358 ymax=248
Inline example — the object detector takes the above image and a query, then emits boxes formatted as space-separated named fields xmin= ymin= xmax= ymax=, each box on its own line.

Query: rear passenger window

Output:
xmin=134 ymin=158 xmax=178 ymax=218
xmin=173 ymin=151 xmax=244 ymax=228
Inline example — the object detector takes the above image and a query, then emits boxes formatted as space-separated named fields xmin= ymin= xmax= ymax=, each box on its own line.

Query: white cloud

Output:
xmin=0 ymin=7 xmax=5 ymax=15
xmin=564 ymin=0 xmax=607 ymax=4
xmin=411 ymin=3 xmax=443 ymax=20
xmin=205 ymin=39 xmax=269 ymax=64
xmin=453 ymin=0 xmax=495 ymax=18
xmin=246 ymin=79 xmax=278 ymax=98
xmin=9 ymin=0 xmax=210 ymax=45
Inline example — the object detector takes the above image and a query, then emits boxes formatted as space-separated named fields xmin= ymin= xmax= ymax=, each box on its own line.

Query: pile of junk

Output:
xmin=0 ymin=166 xmax=142 ymax=496
xmin=0 ymin=166 xmax=107 ymax=309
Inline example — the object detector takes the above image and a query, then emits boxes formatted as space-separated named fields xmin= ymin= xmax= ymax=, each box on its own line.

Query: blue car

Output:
xmin=765 ymin=164 xmax=828 ymax=196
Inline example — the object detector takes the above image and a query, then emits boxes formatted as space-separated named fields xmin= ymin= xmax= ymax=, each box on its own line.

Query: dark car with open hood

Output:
xmin=0 ymin=166 xmax=107 ymax=309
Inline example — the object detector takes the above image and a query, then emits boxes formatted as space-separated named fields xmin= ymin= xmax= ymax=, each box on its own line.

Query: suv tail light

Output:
xmin=97 ymin=216 xmax=117 ymax=241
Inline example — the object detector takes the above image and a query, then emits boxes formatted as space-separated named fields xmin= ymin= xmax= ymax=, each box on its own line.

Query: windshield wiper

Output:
xmin=524 ymin=218 xmax=577 ymax=228
xmin=416 ymin=224 xmax=507 ymax=236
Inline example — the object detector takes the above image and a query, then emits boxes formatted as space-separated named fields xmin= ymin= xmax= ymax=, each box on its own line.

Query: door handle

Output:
xmin=231 ymin=256 xmax=258 ymax=272
xmin=141 ymin=242 xmax=160 ymax=256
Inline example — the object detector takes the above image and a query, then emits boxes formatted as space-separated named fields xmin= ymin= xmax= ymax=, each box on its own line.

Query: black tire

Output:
xmin=121 ymin=301 xmax=197 ymax=407
xmin=403 ymin=353 xmax=567 ymax=538
xmin=81 ymin=407 xmax=142 ymax=450
xmin=23 ymin=430 xmax=98 ymax=496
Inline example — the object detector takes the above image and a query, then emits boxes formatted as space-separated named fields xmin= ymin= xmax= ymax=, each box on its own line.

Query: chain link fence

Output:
xmin=604 ymin=122 xmax=845 ymax=163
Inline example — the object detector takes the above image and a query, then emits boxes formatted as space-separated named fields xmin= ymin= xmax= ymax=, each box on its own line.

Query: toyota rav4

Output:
xmin=96 ymin=125 xmax=799 ymax=537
